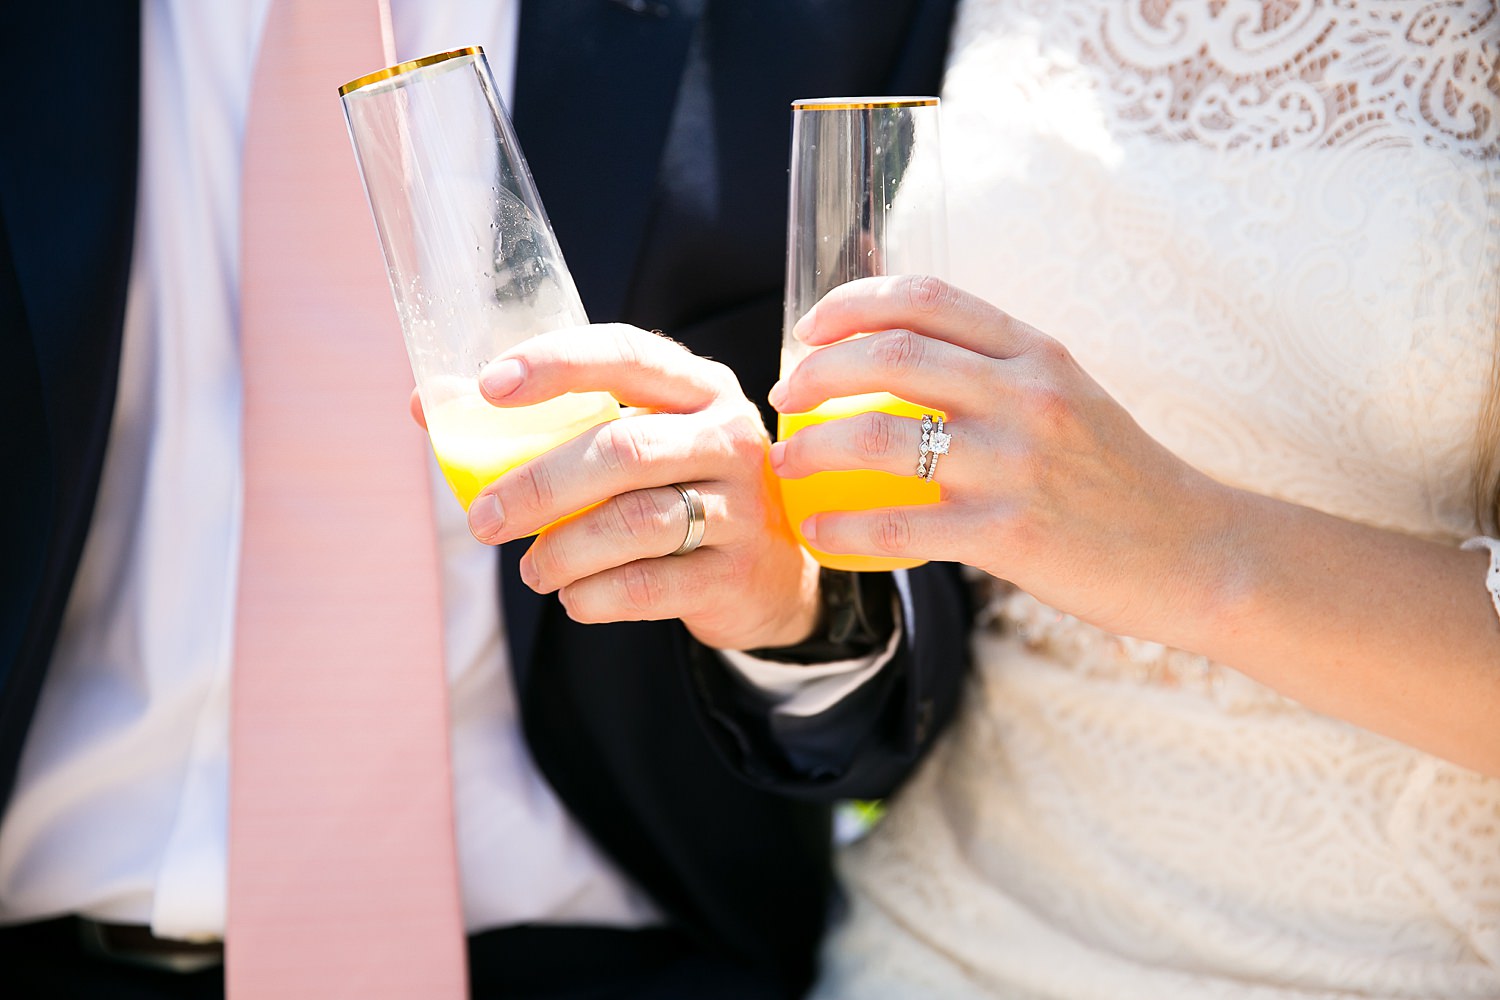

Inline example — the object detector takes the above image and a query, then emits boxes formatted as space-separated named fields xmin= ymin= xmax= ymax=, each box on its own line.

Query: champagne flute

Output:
xmin=778 ymin=97 xmax=948 ymax=571
xmin=340 ymin=47 xmax=619 ymax=512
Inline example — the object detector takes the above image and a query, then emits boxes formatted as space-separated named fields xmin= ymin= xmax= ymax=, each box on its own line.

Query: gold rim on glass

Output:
xmin=792 ymin=97 xmax=939 ymax=111
xmin=338 ymin=46 xmax=483 ymax=97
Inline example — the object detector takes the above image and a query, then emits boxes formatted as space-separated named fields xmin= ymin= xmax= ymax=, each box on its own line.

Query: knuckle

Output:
xmin=854 ymin=411 xmax=898 ymax=459
xmin=870 ymin=328 xmax=925 ymax=375
xmin=619 ymin=563 xmax=666 ymax=614
xmin=1032 ymin=335 xmax=1074 ymax=370
xmin=904 ymin=274 xmax=951 ymax=314
xmin=870 ymin=509 xmax=914 ymax=555
xmin=592 ymin=421 xmax=649 ymax=476
xmin=615 ymin=325 xmax=654 ymax=370
xmin=615 ymin=489 xmax=672 ymax=543
xmin=509 ymin=462 xmax=555 ymax=514
xmin=1024 ymin=383 xmax=1075 ymax=433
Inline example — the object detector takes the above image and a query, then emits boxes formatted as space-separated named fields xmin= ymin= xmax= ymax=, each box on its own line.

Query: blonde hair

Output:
xmin=1475 ymin=339 xmax=1500 ymax=536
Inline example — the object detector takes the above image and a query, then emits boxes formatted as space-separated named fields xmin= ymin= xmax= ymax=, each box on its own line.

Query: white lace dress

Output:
xmin=813 ymin=2 xmax=1500 ymax=997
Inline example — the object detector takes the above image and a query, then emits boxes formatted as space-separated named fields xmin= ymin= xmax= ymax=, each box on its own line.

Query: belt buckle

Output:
xmin=77 ymin=919 xmax=224 ymax=974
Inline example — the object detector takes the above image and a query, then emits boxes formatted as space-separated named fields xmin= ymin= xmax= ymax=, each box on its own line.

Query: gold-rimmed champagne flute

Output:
xmin=778 ymin=97 xmax=948 ymax=571
xmin=340 ymin=46 xmax=619 ymax=513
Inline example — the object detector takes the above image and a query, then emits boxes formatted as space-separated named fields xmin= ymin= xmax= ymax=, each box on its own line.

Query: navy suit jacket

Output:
xmin=0 ymin=1 xmax=969 ymax=991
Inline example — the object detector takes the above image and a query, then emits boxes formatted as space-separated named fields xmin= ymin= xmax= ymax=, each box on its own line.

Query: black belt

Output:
xmin=0 ymin=916 xmax=224 ymax=975
xmin=76 ymin=918 xmax=225 ymax=973
xmin=0 ymin=917 xmax=786 ymax=997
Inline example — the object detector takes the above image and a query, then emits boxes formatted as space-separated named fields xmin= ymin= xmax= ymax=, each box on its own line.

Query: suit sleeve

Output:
xmin=679 ymin=560 xmax=973 ymax=801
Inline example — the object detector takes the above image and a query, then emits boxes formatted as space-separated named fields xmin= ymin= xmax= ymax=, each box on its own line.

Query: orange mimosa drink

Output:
xmin=777 ymin=391 xmax=940 ymax=572
xmin=426 ymin=390 xmax=620 ymax=511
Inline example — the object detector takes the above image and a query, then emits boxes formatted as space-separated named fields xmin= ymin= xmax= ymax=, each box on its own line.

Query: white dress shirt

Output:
xmin=0 ymin=0 xmax=885 ymax=941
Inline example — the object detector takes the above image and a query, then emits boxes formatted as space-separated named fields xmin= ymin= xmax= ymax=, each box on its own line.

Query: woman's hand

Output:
xmin=402 ymin=278 xmax=1500 ymax=771
xmin=769 ymin=274 xmax=1241 ymax=646
xmin=771 ymin=275 xmax=1500 ymax=775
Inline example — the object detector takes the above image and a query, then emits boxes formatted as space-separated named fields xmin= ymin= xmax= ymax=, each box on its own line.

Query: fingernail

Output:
xmin=481 ymin=358 xmax=526 ymax=399
xmin=767 ymin=379 xmax=788 ymax=410
xmin=468 ymin=492 xmax=505 ymax=540
xmin=769 ymin=440 xmax=787 ymax=470
xmin=518 ymin=557 xmax=543 ymax=593
xmin=801 ymin=517 xmax=818 ymax=544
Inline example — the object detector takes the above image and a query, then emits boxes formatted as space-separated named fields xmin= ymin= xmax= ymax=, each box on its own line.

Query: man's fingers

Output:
xmin=553 ymin=546 xmax=733 ymax=626
xmin=468 ymin=410 xmax=760 ymax=543
xmin=479 ymin=324 xmax=728 ymax=413
xmin=518 ymin=483 xmax=715 ymax=593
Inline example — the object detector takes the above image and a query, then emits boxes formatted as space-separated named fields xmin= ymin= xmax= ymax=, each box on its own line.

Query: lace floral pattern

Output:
xmin=1076 ymin=0 xmax=1500 ymax=156
xmin=977 ymin=584 xmax=1297 ymax=713
xmin=814 ymin=2 xmax=1500 ymax=997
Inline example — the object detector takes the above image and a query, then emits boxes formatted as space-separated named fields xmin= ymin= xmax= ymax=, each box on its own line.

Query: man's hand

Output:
xmin=461 ymin=324 xmax=822 ymax=652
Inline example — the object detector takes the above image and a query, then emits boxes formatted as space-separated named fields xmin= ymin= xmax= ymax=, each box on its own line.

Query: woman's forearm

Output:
xmin=1174 ymin=483 xmax=1500 ymax=777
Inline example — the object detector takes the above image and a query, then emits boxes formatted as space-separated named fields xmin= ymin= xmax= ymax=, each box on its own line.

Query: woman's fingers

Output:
xmin=793 ymin=274 xmax=1040 ymax=358
xmin=800 ymin=503 xmax=978 ymax=569
xmin=770 ymin=326 xmax=996 ymax=417
xmin=771 ymin=409 xmax=962 ymax=485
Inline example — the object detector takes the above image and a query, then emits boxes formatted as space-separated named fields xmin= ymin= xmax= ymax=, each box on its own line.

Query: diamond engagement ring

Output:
xmin=669 ymin=483 xmax=707 ymax=556
xmin=916 ymin=414 xmax=951 ymax=483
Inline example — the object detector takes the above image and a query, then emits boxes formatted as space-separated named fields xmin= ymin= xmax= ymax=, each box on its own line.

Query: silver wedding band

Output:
xmin=916 ymin=413 xmax=951 ymax=483
xmin=669 ymin=483 xmax=707 ymax=556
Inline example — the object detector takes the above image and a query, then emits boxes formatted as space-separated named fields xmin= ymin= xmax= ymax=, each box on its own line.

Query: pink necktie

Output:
xmin=231 ymin=1 xmax=467 ymax=996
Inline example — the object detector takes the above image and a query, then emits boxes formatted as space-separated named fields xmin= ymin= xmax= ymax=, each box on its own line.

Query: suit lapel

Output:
xmin=512 ymin=0 xmax=704 ymax=323
xmin=0 ymin=1 xmax=140 ymax=471
xmin=0 ymin=0 xmax=141 ymax=814
xmin=503 ymin=0 xmax=703 ymax=690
